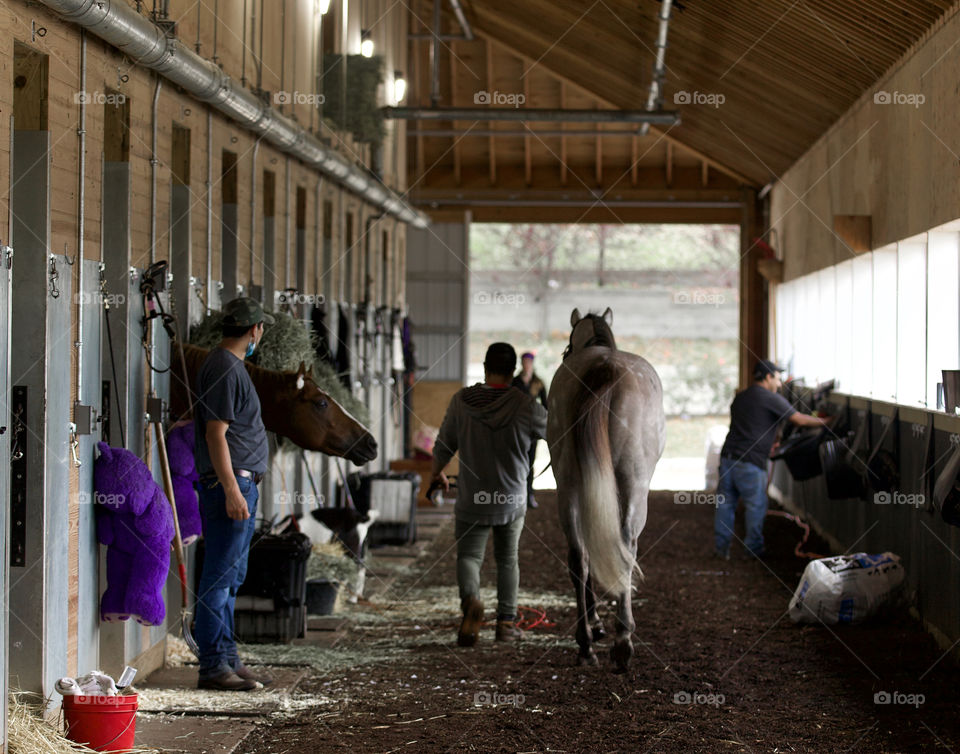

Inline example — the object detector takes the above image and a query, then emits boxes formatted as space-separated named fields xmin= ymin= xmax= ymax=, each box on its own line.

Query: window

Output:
xmin=872 ymin=246 xmax=897 ymax=401
xmin=834 ymin=260 xmax=854 ymax=393
xmin=776 ymin=224 xmax=960 ymax=409
xmin=851 ymin=254 xmax=873 ymax=398
xmin=896 ymin=236 xmax=927 ymax=406
xmin=927 ymin=231 xmax=960 ymax=406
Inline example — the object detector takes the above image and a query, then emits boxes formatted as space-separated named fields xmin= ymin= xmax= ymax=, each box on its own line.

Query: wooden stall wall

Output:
xmin=770 ymin=9 xmax=960 ymax=281
xmin=0 ymin=0 xmax=413 ymax=693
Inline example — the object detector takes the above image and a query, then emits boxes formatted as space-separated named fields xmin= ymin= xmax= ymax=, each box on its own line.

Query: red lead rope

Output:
xmin=766 ymin=510 xmax=825 ymax=560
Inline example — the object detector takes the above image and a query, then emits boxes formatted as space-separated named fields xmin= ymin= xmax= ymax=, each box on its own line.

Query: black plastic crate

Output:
xmin=195 ymin=525 xmax=312 ymax=643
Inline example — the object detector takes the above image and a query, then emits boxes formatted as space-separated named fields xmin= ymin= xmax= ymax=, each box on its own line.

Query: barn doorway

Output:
xmin=468 ymin=223 xmax=740 ymax=490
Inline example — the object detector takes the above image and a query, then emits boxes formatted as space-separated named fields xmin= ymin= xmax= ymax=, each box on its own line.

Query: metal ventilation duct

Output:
xmin=38 ymin=0 xmax=429 ymax=229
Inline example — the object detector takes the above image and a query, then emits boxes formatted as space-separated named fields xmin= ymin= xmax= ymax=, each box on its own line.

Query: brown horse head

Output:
xmin=173 ymin=344 xmax=378 ymax=465
xmin=275 ymin=361 xmax=378 ymax=465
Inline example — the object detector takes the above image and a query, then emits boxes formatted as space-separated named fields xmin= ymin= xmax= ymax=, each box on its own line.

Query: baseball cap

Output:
xmin=222 ymin=297 xmax=275 ymax=328
xmin=753 ymin=358 xmax=785 ymax=380
xmin=521 ymin=351 xmax=535 ymax=360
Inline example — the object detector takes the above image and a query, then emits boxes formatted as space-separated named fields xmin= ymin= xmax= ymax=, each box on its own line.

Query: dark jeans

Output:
xmin=714 ymin=457 xmax=768 ymax=556
xmin=195 ymin=474 xmax=258 ymax=679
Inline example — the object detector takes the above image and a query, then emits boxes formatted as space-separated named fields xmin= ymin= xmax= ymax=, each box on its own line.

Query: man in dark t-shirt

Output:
xmin=714 ymin=360 xmax=830 ymax=560
xmin=193 ymin=297 xmax=273 ymax=691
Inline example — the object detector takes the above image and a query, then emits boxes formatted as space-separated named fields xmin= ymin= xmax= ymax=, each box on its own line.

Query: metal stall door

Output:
xmin=76 ymin=259 xmax=102 ymax=674
xmin=0 ymin=244 xmax=13 ymax=751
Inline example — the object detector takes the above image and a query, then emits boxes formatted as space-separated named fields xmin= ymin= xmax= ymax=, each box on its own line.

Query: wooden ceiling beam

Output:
xmin=560 ymin=81 xmax=568 ymax=187
xmin=595 ymin=105 xmax=603 ymax=187
xmin=449 ymin=38 xmax=461 ymax=186
xmin=524 ymin=75 xmax=532 ymax=186
xmin=428 ymin=205 xmax=742 ymax=225
xmin=419 ymin=164 xmax=742 ymax=193
xmin=485 ymin=38 xmax=496 ymax=185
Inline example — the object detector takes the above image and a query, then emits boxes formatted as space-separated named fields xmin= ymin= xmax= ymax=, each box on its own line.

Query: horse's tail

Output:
xmin=573 ymin=357 xmax=635 ymax=596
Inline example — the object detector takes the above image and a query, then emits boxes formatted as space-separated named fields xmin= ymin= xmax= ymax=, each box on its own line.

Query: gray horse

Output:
xmin=547 ymin=308 xmax=665 ymax=671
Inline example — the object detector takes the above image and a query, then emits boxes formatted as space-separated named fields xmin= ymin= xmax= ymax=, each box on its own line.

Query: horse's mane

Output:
xmin=563 ymin=313 xmax=617 ymax=360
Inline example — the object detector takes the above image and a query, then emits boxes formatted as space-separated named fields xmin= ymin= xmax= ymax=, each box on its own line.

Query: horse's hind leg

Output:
xmin=585 ymin=576 xmax=606 ymax=641
xmin=568 ymin=547 xmax=597 ymax=666
xmin=610 ymin=579 xmax=635 ymax=673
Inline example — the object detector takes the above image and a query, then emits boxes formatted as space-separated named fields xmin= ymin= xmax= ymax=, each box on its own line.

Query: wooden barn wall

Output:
xmin=770 ymin=8 xmax=960 ymax=281
xmin=769 ymin=394 xmax=960 ymax=659
xmin=0 ymin=0 xmax=411 ymax=695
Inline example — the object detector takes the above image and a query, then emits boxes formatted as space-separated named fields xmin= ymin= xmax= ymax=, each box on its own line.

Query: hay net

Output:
xmin=189 ymin=308 xmax=368 ymax=424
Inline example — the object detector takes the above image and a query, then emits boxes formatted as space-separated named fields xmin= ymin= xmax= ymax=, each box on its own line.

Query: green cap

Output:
xmin=222 ymin=297 xmax=275 ymax=328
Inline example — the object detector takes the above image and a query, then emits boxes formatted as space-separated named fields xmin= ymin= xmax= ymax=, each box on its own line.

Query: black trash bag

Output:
xmin=820 ymin=432 xmax=868 ymax=500
xmin=933 ymin=443 xmax=960 ymax=527
xmin=867 ymin=449 xmax=900 ymax=495
xmin=771 ymin=427 xmax=826 ymax=481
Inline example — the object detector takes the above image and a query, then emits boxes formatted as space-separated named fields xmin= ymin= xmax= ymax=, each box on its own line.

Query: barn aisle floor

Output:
xmin=236 ymin=491 xmax=960 ymax=753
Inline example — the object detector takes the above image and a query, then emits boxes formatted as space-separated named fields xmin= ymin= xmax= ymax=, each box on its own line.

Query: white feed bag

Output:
xmin=788 ymin=552 xmax=904 ymax=625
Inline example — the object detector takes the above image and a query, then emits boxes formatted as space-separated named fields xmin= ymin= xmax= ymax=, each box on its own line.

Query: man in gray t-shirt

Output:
xmin=193 ymin=297 xmax=274 ymax=691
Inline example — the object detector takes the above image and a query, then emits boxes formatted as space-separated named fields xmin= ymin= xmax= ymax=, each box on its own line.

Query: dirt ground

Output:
xmin=236 ymin=491 xmax=960 ymax=753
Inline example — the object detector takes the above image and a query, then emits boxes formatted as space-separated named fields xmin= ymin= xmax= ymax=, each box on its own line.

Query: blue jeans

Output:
xmin=195 ymin=475 xmax=258 ymax=679
xmin=714 ymin=457 xmax=768 ymax=556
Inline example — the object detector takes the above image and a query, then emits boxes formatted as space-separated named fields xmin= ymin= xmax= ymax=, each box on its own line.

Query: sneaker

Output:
xmin=235 ymin=664 xmax=274 ymax=686
xmin=495 ymin=619 xmax=523 ymax=642
xmin=197 ymin=671 xmax=258 ymax=691
xmin=712 ymin=548 xmax=730 ymax=561
xmin=457 ymin=596 xmax=485 ymax=647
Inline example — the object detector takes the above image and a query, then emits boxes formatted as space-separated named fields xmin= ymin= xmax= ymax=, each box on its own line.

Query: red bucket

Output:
xmin=62 ymin=694 xmax=138 ymax=752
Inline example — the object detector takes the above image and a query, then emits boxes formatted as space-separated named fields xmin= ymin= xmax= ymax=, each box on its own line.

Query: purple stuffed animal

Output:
xmin=94 ymin=442 xmax=174 ymax=626
xmin=165 ymin=423 xmax=203 ymax=544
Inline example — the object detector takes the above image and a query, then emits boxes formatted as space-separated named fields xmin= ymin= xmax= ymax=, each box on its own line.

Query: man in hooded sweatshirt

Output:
xmin=431 ymin=342 xmax=548 ymax=646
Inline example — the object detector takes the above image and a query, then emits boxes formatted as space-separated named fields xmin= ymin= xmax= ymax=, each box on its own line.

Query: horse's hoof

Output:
xmin=577 ymin=651 xmax=599 ymax=667
xmin=610 ymin=640 xmax=633 ymax=672
xmin=591 ymin=622 xmax=607 ymax=642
